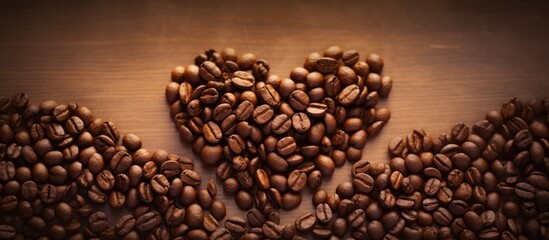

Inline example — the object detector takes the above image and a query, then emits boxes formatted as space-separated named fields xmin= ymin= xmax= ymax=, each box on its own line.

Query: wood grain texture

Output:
xmin=1 ymin=0 xmax=549 ymax=230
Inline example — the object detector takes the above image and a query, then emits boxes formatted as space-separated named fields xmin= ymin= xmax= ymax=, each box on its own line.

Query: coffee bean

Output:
xmin=316 ymin=57 xmax=338 ymax=74
xmin=307 ymin=170 xmax=322 ymax=190
xmin=338 ymin=84 xmax=360 ymax=106
xmin=287 ymin=170 xmax=307 ymax=192
xmin=251 ymin=104 xmax=274 ymax=125
xmin=316 ymin=203 xmax=333 ymax=224
xmin=270 ymin=114 xmax=291 ymax=135
xmin=259 ymin=84 xmax=281 ymax=107
xmin=150 ymin=174 xmax=170 ymax=195
xmin=274 ymin=136 xmax=296 ymax=156
xmin=206 ymin=200 xmax=225 ymax=222
xmin=315 ymin=154 xmax=335 ymax=176
xmin=366 ymin=53 xmax=384 ymax=73
xmin=436 ymin=187 xmax=453 ymax=205
xmin=225 ymin=216 xmax=247 ymax=234
xmin=434 ymin=154 xmax=452 ymax=172
xmin=180 ymin=169 xmax=201 ymax=186
xmin=463 ymin=211 xmax=483 ymax=232
xmin=433 ymin=207 xmax=453 ymax=226
xmin=210 ymin=228 xmax=231 ymax=240
xmin=295 ymin=212 xmax=316 ymax=231
xmin=260 ymin=221 xmax=282 ymax=239
xmin=353 ymin=173 xmax=374 ymax=193
xmin=114 ymin=215 xmax=135 ymax=236
xmin=345 ymin=208 xmax=365 ymax=228
xmin=514 ymin=182 xmax=535 ymax=199
xmin=231 ymin=71 xmax=255 ymax=89
xmin=88 ymin=212 xmax=108 ymax=233
xmin=135 ymin=210 xmax=161 ymax=232
xmin=96 ymin=169 xmax=115 ymax=191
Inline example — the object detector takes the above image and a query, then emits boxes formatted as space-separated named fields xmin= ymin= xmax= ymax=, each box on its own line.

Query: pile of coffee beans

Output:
xmin=293 ymin=97 xmax=549 ymax=239
xmin=0 ymin=93 xmax=229 ymax=239
xmin=165 ymin=46 xmax=393 ymax=212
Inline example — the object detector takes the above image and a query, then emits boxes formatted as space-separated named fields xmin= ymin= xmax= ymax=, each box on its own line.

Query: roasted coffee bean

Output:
xmin=97 ymin=170 xmax=115 ymax=191
xmin=149 ymin=174 xmax=170 ymax=195
xmin=434 ymin=154 xmax=452 ymax=172
xmin=348 ymin=209 xmax=366 ymax=228
xmin=281 ymin=170 xmax=305 ymax=193
xmin=316 ymin=57 xmax=338 ymax=74
xmin=259 ymin=84 xmax=281 ymax=107
xmin=180 ymin=169 xmax=201 ymax=186
xmin=252 ymin=104 xmax=274 ymax=125
xmin=115 ymin=215 xmax=135 ymax=236
xmin=135 ymin=210 xmax=161 ymax=232
xmin=433 ymin=207 xmax=453 ymax=226
xmin=337 ymin=84 xmax=360 ymax=106
xmin=316 ymin=203 xmax=333 ymax=224
xmin=295 ymin=212 xmax=316 ymax=231
xmin=260 ymin=222 xmax=282 ymax=239
xmin=514 ymin=182 xmax=535 ymax=199
xmin=235 ymin=190 xmax=253 ymax=210
xmin=88 ymin=211 xmax=109 ymax=233
xmin=354 ymin=173 xmax=374 ymax=193
xmin=210 ymin=200 xmax=226 ymax=221
xmin=210 ymin=228 xmax=231 ymax=240
xmin=464 ymin=211 xmax=483 ymax=232
xmin=247 ymin=208 xmax=266 ymax=228
xmin=225 ymin=216 xmax=247 ymax=234
xmin=230 ymin=70 xmax=255 ymax=89
xmin=270 ymin=114 xmax=291 ymax=135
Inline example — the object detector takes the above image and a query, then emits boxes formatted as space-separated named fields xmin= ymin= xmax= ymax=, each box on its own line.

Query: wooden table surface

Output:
xmin=1 ymin=0 xmax=549 ymax=232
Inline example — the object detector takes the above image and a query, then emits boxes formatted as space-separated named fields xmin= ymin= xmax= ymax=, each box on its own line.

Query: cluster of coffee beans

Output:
xmin=294 ymin=97 xmax=549 ymax=239
xmin=166 ymin=46 xmax=392 ymax=213
xmin=0 ymin=93 xmax=230 ymax=239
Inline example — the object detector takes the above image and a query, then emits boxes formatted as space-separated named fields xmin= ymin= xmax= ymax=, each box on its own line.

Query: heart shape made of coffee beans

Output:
xmin=165 ymin=46 xmax=393 ymax=213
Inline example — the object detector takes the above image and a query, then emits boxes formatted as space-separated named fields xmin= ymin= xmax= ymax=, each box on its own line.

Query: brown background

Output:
xmin=1 ymin=0 xmax=549 ymax=230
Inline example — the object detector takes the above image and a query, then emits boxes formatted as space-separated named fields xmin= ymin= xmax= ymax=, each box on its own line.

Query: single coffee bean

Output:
xmin=225 ymin=216 xmax=247 ymax=234
xmin=514 ymin=182 xmax=535 ymax=199
xmin=252 ymin=104 xmax=274 ymax=125
xmin=295 ymin=212 xmax=316 ymax=231
xmin=316 ymin=57 xmax=338 ymax=74
xmin=291 ymin=112 xmax=311 ymax=134
xmin=348 ymin=209 xmax=366 ymax=228
xmin=259 ymin=84 xmax=281 ymax=107
xmin=199 ymin=61 xmax=221 ymax=81
xmin=366 ymin=53 xmax=384 ymax=73
xmin=277 ymin=136 xmax=297 ymax=156
xmin=108 ymin=191 xmax=125 ymax=209
xmin=449 ymin=200 xmax=468 ymax=216
xmin=210 ymin=228 xmax=231 ymax=240
xmin=235 ymin=190 xmax=253 ymax=211
xmin=151 ymin=174 xmax=170 ymax=195
xmin=88 ymin=211 xmax=108 ymax=233
xmin=289 ymin=90 xmax=310 ymax=111
xmin=270 ymin=114 xmax=291 ymax=135
xmin=433 ymin=207 xmax=453 ymax=226
xmin=262 ymin=221 xmax=283 ymax=240
xmin=354 ymin=173 xmax=374 ymax=193
xmin=396 ymin=195 xmax=416 ymax=209
xmin=180 ymin=169 xmax=201 ymax=186
xmin=434 ymin=154 xmax=452 ymax=172
xmin=306 ymin=102 xmax=328 ymax=118
xmin=388 ymin=137 xmax=405 ymax=156
xmin=337 ymin=84 xmax=360 ymax=106
xmin=316 ymin=203 xmax=333 ymax=224
xmin=287 ymin=170 xmax=307 ymax=192
xmin=136 ymin=210 xmax=161 ymax=232
xmin=231 ymin=71 xmax=255 ymax=89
